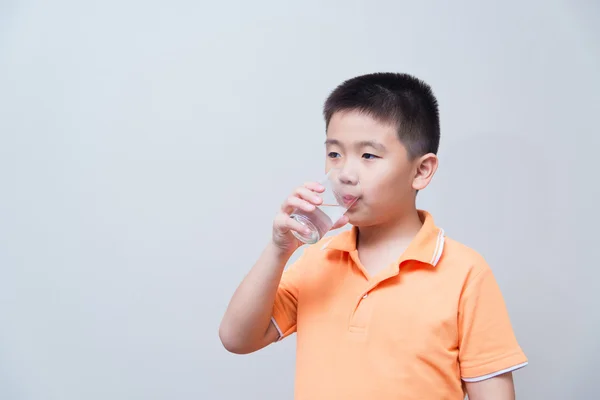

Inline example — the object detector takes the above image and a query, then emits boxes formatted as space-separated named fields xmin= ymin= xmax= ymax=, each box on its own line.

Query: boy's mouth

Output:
xmin=342 ymin=195 xmax=359 ymax=206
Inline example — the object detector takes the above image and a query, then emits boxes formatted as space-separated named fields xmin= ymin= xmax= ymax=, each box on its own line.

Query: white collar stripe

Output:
xmin=430 ymin=228 xmax=445 ymax=266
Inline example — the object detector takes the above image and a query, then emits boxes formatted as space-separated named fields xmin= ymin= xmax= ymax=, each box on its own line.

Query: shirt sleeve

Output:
xmin=458 ymin=262 xmax=528 ymax=381
xmin=271 ymin=251 xmax=308 ymax=341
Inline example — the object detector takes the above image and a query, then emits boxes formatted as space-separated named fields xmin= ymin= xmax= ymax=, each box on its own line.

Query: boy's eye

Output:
xmin=328 ymin=152 xmax=341 ymax=158
xmin=362 ymin=153 xmax=378 ymax=160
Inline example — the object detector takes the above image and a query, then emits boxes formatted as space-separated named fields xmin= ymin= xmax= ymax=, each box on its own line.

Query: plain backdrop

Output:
xmin=1 ymin=1 xmax=598 ymax=399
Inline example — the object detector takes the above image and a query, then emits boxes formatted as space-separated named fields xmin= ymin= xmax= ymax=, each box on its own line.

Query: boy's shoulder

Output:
xmin=438 ymin=235 xmax=495 ymax=279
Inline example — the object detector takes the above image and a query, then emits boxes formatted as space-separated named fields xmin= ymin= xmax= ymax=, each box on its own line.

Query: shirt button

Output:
xmin=362 ymin=293 xmax=368 ymax=299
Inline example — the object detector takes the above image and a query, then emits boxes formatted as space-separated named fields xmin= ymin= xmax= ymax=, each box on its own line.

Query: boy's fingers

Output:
xmin=275 ymin=213 xmax=309 ymax=235
xmin=281 ymin=196 xmax=316 ymax=214
xmin=295 ymin=187 xmax=323 ymax=205
xmin=285 ymin=217 xmax=311 ymax=236
xmin=304 ymin=181 xmax=325 ymax=192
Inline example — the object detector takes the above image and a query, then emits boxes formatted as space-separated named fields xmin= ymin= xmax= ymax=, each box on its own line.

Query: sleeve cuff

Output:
xmin=270 ymin=316 xmax=284 ymax=341
xmin=462 ymin=361 xmax=528 ymax=382
xmin=461 ymin=351 xmax=528 ymax=381
xmin=271 ymin=302 xmax=296 ymax=340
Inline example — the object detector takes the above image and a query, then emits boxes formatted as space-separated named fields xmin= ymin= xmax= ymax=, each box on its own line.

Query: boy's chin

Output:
xmin=346 ymin=215 xmax=368 ymax=228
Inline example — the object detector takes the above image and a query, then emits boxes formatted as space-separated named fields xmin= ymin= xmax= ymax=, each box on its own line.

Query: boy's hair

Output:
xmin=323 ymin=72 xmax=440 ymax=159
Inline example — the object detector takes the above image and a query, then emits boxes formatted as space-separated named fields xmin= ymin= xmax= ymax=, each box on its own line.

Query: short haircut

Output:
xmin=323 ymin=72 xmax=440 ymax=159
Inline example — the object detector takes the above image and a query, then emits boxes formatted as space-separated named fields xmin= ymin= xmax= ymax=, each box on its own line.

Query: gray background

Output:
xmin=1 ymin=0 xmax=598 ymax=399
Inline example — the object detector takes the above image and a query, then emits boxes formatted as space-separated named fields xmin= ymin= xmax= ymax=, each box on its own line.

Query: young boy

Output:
xmin=219 ymin=72 xmax=527 ymax=399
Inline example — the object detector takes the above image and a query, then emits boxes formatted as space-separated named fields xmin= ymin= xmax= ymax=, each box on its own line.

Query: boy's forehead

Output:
xmin=326 ymin=110 xmax=398 ymax=144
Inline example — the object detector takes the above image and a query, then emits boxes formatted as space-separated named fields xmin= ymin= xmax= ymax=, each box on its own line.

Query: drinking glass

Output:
xmin=290 ymin=168 xmax=359 ymax=244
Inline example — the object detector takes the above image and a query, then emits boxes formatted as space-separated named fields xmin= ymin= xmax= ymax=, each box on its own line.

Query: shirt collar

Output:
xmin=323 ymin=210 xmax=445 ymax=267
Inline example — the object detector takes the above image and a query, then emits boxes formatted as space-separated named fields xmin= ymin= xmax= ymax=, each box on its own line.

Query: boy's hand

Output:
xmin=272 ymin=182 xmax=349 ymax=253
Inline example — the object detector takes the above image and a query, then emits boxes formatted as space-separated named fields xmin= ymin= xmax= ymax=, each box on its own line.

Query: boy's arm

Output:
xmin=464 ymin=372 xmax=515 ymax=400
xmin=219 ymin=181 xmax=331 ymax=354
xmin=219 ymin=241 xmax=293 ymax=354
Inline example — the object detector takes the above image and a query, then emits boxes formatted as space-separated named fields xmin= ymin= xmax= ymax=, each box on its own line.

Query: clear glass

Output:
xmin=290 ymin=168 xmax=359 ymax=244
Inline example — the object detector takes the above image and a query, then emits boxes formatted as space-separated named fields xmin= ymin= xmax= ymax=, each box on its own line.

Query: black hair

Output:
xmin=323 ymin=72 xmax=440 ymax=159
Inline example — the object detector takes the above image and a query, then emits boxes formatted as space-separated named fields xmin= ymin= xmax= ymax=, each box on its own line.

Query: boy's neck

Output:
xmin=356 ymin=208 xmax=423 ymax=250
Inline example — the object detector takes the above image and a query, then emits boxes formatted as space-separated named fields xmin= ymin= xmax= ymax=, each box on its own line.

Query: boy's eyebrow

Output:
xmin=325 ymin=139 xmax=386 ymax=151
xmin=325 ymin=138 xmax=343 ymax=147
xmin=357 ymin=140 xmax=386 ymax=151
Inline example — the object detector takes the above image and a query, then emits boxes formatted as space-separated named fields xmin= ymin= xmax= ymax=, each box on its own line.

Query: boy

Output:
xmin=219 ymin=72 xmax=527 ymax=399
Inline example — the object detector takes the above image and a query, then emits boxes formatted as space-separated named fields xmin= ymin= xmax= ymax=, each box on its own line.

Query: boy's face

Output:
xmin=325 ymin=110 xmax=437 ymax=227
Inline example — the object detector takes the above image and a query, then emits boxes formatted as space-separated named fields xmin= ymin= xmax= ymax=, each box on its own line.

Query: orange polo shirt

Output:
xmin=271 ymin=210 xmax=527 ymax=399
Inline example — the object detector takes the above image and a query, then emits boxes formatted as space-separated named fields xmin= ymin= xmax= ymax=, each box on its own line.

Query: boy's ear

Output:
xmin=412 ymin=153 xmax=438 ymax=191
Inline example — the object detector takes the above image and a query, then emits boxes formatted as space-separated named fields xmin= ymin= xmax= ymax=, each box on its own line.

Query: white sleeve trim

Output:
xmin=462 ymin=362 xmax=528 ymax=382
xmin=270 ymin=316 xmax=283 ymax=341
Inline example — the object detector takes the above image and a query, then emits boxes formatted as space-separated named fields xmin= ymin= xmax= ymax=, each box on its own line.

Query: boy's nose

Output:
xmin=338 ymin=170 xmax=359 ymax=186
